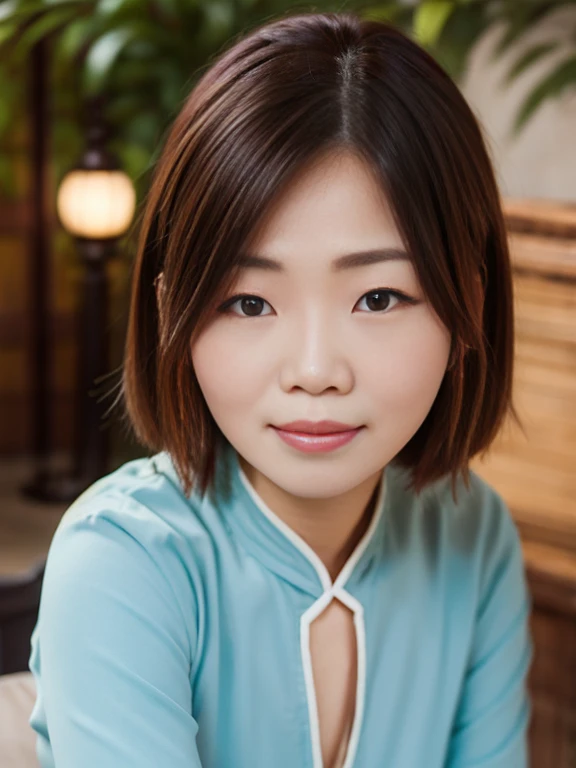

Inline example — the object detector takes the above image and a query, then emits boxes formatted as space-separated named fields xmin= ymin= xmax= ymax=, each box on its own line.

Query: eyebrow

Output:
xmin=237 ymin=248 xmax=411 ymax=273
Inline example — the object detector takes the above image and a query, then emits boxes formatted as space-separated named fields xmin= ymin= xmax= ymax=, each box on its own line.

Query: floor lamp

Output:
xmin=23 ymin=97 xmax=136 ymax=503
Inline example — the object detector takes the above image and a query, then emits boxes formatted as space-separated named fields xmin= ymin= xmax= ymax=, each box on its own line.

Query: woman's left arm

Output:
xmin=445 ymin=498 xmax=534 ymax=768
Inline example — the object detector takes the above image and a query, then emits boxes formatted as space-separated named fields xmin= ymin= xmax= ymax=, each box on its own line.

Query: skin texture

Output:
xmin=190 ymin=149 xmax=452 ymax=582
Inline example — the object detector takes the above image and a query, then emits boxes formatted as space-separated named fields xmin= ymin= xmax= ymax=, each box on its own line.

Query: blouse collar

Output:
xmin=154 ymin=442 xmax=391 ymax=599
xmin=219 ymin=442 xmax=389 ymax=599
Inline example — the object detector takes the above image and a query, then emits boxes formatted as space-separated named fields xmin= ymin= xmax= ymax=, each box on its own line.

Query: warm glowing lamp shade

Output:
xmin=56 ymin=169 xmax=136 ymax=239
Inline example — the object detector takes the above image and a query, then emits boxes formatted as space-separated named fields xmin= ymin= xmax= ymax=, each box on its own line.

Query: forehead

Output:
xmin=243 ymin=150 xmax=407 ymax=271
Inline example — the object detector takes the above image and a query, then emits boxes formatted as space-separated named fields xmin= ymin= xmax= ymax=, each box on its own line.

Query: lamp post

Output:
xmin=23 ymin=98 xmax=136 ymax=503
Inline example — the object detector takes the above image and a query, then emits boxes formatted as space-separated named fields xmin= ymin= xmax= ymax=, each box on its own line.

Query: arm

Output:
xmin=29 ymin=506 xmax=203 ymax=768
xmin=445 ymin=497 xmax=534 ymax=768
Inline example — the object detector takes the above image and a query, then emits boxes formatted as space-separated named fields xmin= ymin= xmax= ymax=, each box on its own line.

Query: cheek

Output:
xmin=190 ymin=327 xmax=265 ymax=411
xmin=370 ymin=312 xmax=451 ymax=408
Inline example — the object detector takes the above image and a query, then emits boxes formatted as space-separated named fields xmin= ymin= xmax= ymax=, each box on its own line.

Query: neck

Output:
xmin=326 ymin=486 xmax=380 ymax=580
xmin=300 ymin=478 xmax=379 ymax=581
xmin=238 ymin=455 xmax=383 ymax=582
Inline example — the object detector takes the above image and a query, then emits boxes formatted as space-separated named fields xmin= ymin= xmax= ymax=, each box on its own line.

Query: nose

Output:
xmin=279 ymin=312 xmax=353 ymax=394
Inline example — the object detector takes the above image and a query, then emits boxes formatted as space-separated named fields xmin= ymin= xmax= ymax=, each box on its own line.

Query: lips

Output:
xmin=275 ymin=420 xmax=359 ymax=435
xmin=271 ymin=424 xmax=364 ymax=453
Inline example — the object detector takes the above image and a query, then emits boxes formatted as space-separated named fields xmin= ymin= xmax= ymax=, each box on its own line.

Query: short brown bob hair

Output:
xmin=120 ymin=10 xmax=522 ymax=503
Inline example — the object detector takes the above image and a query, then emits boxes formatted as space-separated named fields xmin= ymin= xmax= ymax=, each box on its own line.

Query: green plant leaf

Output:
xmin=10 ymin=5 xmax=81 ymax=61
xmin=0 ymin=19 xmax=16 ymax=47
xmin=414 ymin=0 xmax=455 ymax=48
xmin=0 ymin=0 xmax=72 ymax=24
xmin=94 ymin=0 xmax=145 ymax=27
xmin=501 ymin=41 xmax=556 ymax=87
xmin=200 ymin=0 xmax=236 ymax=49
xmin=1 ymin=0 xmax=88 ymax=22
xmin=357 ymin=2 xmax=408 ymax=23
xmin=0 ymin=0 xmax=18 ymax=22
xmin=54 ymin=13 xmax=99 ymax=62
xmin=428 ymin=2 xmax=491 ymax=82
xmin=0 ymin=4 xmax=50 ymax=56
xmin=95 ymin=0 xmax=128 ymax=15
xmin=82 ymin=24 xmax=136 ymax=95
xmin=151 ymin=0 xmax=195 ymax=24
xmin=490 ymin=3 xmax=562 ymax=64
xmin=512 ymin=54 xmax=576 ymax=136
xmin=44 ymin=0 xmax=87 ymax=7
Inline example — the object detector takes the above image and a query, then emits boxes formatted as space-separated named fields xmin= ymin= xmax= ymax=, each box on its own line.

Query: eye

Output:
xmin=218 ymin=295 xmax=274 ymax=317
xmin=355 ymin=289 xmax=416 ymax=313
xmin=217 ymin=289 xmax=417 ymax=318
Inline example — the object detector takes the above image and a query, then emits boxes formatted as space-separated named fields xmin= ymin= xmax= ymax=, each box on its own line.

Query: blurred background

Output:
xmin=0 ymin=1 xmax=575 ymax=766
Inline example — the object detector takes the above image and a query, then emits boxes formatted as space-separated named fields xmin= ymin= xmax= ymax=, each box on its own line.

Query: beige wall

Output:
xmin=459 ymin=7 xmax=576 ymax=202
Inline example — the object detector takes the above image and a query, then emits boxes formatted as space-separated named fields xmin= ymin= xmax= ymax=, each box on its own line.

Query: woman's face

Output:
xmin=190 ymin=150 xmax=451 ymax=500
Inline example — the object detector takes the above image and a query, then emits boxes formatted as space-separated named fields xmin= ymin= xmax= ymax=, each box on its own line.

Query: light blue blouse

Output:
xmin=28 ymin=440 xmax=533 ymax=767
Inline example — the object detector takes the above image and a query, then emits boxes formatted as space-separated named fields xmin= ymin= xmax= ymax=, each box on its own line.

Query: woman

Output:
xmin=29 ymin=11 xmax=533 ymax=768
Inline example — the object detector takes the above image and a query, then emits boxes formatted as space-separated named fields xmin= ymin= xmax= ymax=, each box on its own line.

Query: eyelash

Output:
xmin=217 ymin=288 xmax=418 ymax=318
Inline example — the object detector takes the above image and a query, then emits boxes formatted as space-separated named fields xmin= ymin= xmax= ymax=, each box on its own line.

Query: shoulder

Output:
xmin=388 ymin=461 xmax=516 ymax=538
xmin=419 ymin=466 xmax=526 ymax=604
xmin=387 ymin=462 xmax=523 ymax=584
xmin=42 ymin=454 xmax=210 ymax=643
xmin=30 ymin=456 xmax=211 ymax=728
xmin=52 ymin=453 xmax=206 ymax=558
xmin=412 ymin=465 xmax=518 ymax=550
xmin=428 ymin=470 xmax=520 ymax=561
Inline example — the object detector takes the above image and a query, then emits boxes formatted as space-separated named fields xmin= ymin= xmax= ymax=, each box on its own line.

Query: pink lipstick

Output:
xmin=270 ymin=423 xmax=364 ymax=453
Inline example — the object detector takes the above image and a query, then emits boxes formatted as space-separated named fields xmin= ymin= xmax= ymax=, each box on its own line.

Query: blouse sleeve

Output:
xmin=445 ymin=495 xmax=534 ymax=768
xmin=29 ymin=504 xmax=203 ymax=768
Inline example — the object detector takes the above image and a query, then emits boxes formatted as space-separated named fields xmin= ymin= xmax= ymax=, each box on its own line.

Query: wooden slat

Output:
xmin=504 ymin=198 xmax=576 ymax=239
xmin=523 ymin=541 xmax=576 ymax=590
xmin=509 ymin=231 xmax=576 ymax=281
xmin=471 ymin=455 xmax=576 ymax=537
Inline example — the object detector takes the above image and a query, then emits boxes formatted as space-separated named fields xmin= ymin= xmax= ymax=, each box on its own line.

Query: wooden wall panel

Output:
xmin=473 ymin=201 xmax=576 ymax=768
